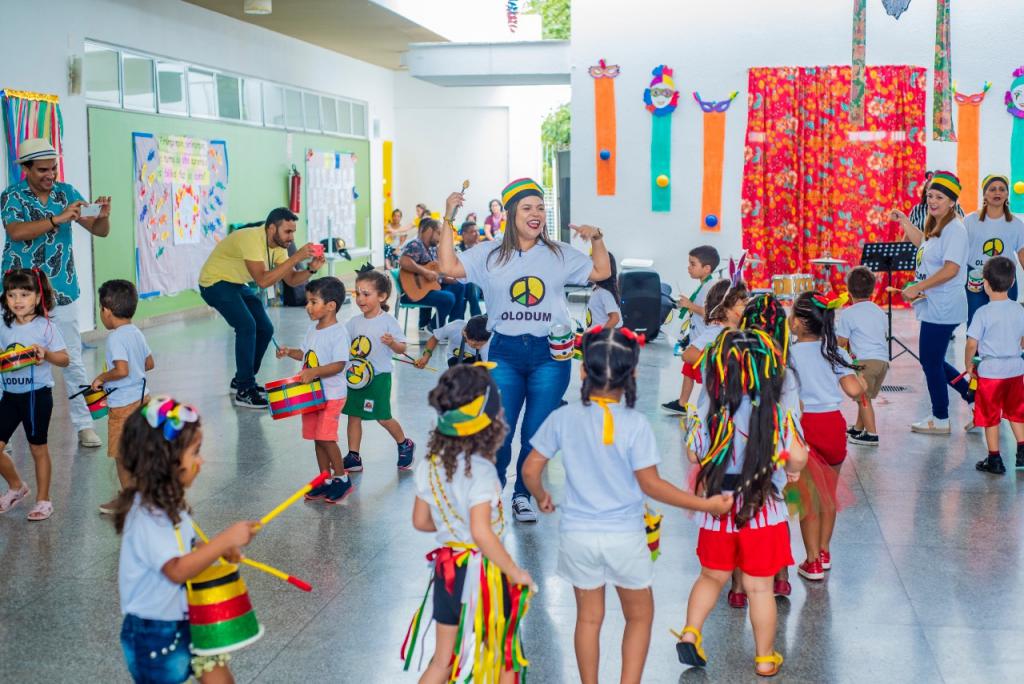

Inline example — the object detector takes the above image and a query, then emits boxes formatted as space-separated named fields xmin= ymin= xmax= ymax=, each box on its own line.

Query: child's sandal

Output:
xmin=670 ymin=625 xmax=707 ymax=667
xmin=754 ymin=651 xmax=784 ymax=677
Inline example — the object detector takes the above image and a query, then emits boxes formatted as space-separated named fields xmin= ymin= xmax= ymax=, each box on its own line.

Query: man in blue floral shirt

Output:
xmin=399 ymin=217 xmax=464 ymax=331
xmin=1 ymin=138 xmax=111 ymax=448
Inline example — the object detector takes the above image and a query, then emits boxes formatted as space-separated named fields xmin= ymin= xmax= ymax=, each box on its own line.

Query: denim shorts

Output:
xmin=120 ymin=614 xmax=191 ymax=684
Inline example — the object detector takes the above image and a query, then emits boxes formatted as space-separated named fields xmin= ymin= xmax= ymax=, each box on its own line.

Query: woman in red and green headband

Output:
xmin=437 ymin=178 xmax=611 ymax=523
xmin=890 ymin=171 xmax=972 ymax=434
xmin=962 ymin=174 xmax=1024 ymax=326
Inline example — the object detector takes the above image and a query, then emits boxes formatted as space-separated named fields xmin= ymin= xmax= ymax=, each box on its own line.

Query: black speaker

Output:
xmin=619 ymin=269 xmax=664 ymax=340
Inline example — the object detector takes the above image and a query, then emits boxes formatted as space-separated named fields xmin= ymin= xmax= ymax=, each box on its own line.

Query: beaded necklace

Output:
xmin=428 ymin=455 xmax=505 ymax=539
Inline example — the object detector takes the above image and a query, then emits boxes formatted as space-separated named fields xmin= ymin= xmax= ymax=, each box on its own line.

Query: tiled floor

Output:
xmin=1 ymin=303 xmax=1021 ymax=683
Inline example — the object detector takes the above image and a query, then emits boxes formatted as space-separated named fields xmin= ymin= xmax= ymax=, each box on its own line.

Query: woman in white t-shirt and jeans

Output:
xmin=890 ymin=171 xmax=972 ymax=434
xmin=963 ymin=174 xmax=1024 ymax=327
xmin=437 ymin=178 xmax=611 ymax=522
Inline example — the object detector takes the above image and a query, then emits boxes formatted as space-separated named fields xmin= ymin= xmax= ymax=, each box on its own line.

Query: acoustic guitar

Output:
xmin=400 ymin=261 xmax=442 ymax=302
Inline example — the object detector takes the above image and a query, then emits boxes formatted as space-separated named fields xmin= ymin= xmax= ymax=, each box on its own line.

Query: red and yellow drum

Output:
xmin=0 ymin=344 xmax=37 ymax=374
xmin=187 ymin=562 xmax=265 ymax=656
xmin=265 ymin=375 xmax=326 ymax=420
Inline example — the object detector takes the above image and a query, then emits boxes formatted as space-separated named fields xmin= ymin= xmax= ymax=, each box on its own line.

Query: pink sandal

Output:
xmin=0 ymin=485 xmax=29 ymax=513
xmin=27 ymin=500 xmax=53 ymax=521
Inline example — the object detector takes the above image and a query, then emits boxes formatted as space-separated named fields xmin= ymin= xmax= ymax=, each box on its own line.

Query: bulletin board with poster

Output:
xmin=132 ymin=132 xmax=229 ymax=297
xmin=305 ymin=149 xmax=357 ymax=248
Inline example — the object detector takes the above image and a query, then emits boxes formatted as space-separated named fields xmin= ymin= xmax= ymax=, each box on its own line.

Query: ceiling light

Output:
xmin=244 ymin=0 xmax=272 ymax=15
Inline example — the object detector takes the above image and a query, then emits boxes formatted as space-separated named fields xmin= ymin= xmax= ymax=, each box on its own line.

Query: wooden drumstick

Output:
xmin=256 ymin=471 xmax=331 ymax=529
xmin=447 ymin=180 xmax=471 ymax=223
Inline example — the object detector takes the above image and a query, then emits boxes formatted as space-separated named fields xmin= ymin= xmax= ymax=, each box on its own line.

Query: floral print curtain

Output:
xmin=741 ymin=66 xmax=927 ymax=296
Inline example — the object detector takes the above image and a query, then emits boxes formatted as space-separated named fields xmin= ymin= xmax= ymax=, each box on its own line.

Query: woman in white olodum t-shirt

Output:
xmin=437 ymin=178 xmax=611 ymax=523
xmin=963 ymin=174 xmax=1024 ymax=327
xmin=890 ymin=171 xmax=971 ymax=435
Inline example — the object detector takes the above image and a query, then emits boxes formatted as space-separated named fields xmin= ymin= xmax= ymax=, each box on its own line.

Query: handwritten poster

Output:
xmin=133 ymin=132 xmax=229 ymax=296
xmin=305 ymin=149 xmax=357 ymax=246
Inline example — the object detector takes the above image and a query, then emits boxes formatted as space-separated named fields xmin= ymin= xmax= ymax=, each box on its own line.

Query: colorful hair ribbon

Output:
xmin=141 ymin=395 xmax=199 ymax=441
xmin=619 ymin=327 xmax=646 ymax=347
xmin=810 ymin=291 xmax=849 ymax=311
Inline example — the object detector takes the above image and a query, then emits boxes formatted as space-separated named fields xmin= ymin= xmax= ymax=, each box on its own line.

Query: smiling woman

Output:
xmin=436 ymin=177 xmax=611 ymax=522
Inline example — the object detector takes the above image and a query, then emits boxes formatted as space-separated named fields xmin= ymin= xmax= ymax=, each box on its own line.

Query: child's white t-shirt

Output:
xmin=302 ymin=320 xmax=350 ymax=400
xmin=836 ymin=301 xmax=889 ymax=363
xmin=458 ymin=241 xmax=593 ymax=337
xmin=586 ymin=287 xmax=622 ymax=328
xmin=345 ymin=312 xmax=405 ymax=374
xmin=688 ymin=279 xmax=712 ymax=342
xmin=790 ymin=341 xmax=856 ymax=412
xmin=414 ymin=453 xmax=503 ymax=546
xmin=105 ymin=324 xmax=151 ymax=408
xmin=0 ymin=316 xmax=66 ymax=393
xmin=530 ymin=402 xmax=660 ymax=534
xmin=966 ymin=299 xmax=1024 ymax=379
xmin=118 ymin=495 xmax=195 ymax=621
xmin=433 ymin=319 xmax=490 ymax=363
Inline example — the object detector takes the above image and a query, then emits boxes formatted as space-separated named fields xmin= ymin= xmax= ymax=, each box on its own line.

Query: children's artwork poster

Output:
xmin=132 ymin=132 xmax=229 ymax=297
xmin=305 ymin=149 xmax=357 ymax=247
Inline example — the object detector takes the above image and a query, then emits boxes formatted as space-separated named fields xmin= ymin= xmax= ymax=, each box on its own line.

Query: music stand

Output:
xmin=860 ymin=241 xmax=918 ymax=362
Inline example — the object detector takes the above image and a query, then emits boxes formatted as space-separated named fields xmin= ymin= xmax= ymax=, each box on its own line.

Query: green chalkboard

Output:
xmin=87 ymin=107 xmax=371 ymax=321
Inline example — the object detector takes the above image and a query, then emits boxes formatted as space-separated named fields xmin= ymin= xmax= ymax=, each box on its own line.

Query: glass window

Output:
xmin=216 ymin=74 xmax=241 ymax=120
xmin=156 ymin=61 xmax=187 ymax=115
xmin=263 ymin=83 xmax=284 ymax=127
xmin=241 ymin=79 xmax=262 ymax=124
xmin=84 ymin=43 xmax=121 ymax=105
xmin=351 ymin=102 xmax=367 ymax=137
xmin=188 ymin=68 xmax=217 ymax=118
xmin=122 ymin=53 xmax=155 ymax=111
xmin=337 ymin=100 xmax=352 ymax=135
xmin=284 ymin=89 xmax=304 ymax=129
xmin=320 ymin=98 xmax=338 ymax=133
xmin=303 ymin=92 xmax=320 ymax=131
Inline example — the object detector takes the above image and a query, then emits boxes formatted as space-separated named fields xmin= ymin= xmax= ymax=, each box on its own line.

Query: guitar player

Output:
xmin=399 ymin=217 xmax=466 ymax=332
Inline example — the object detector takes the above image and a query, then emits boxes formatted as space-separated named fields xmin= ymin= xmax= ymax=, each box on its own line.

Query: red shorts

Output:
xmin=973 ymin=376 xmax=1024 ymax=428
xmin=801 ymin=410 xmax=847 ymax=466
xmin=682 ymin=360 xmax=703 ymax=383
xmin=696 ymin=522 xmax=793 ymax=577
xmin=302 ymin=398 xmax=346 ymax=441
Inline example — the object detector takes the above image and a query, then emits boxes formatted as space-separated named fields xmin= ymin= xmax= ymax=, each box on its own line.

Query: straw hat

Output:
xmin=17 ymin=138 xmax=58 ymax=164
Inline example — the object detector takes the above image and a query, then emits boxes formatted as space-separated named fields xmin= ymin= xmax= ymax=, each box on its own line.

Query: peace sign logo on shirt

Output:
xmin=983 ymin=238 xmax=1004 ymax=257
xmin=586 ymin=309 xmax=593 ymax=327
xmin=303 ymin=350 xmax=320 ymax=369
xmin=510 ymin=276 xmax=545 ymax=307
xmin=350 ymin=335 xmax=372 ymax=358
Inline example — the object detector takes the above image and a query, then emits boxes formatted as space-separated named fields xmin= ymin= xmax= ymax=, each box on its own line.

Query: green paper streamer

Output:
xmin=850 ymin=0 xmax=866 ymax=126
xmin=1009 ymin=70 xmax=1024 ymax=213
xmin=651 ymin=115 xmax=672 ymax=212
xmin=932 ymin=0 xmax=956 ymax=141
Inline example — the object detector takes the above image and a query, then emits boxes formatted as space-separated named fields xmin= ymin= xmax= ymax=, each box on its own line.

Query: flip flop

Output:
xmin=0 ymin=484 xmax=29 ymax=513
xmin=27 ymin=500 xmax=53 ymax=521
xmin=671 ymin=625 xmax=707 ymax=667
xmin=754 ymin=651 xmax=784 ymax=677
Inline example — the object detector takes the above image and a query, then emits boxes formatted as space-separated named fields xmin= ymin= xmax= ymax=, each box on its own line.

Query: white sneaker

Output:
xmin=910 ymin=416 xmax=951 ymax=435
xmin=511 ymin=495 xmax=537 ymax=523
xmin=78 ymin=428 xmax=103 ymax=448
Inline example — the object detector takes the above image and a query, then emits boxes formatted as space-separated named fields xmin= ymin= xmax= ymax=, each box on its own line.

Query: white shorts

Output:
xmin=557 ymin=530 xmax=654 ymax=590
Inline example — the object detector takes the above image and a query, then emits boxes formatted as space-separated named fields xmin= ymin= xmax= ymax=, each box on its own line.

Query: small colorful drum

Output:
xmin=0 ymin=344 xmax=37 ymax=374
xmin=548 ymin=324 xmax=574 ymax=361
xmin=187 ymin=562 xmax=265 ymax=656
xmin=345 ymin=358 xmax=375 ymax=389
xmin=265 ymin=375 xmax=326 ymax=420
xmin=967 ymin=268 xmax=984 ymax=293
xmin=83 ymin=387 xmax=112 ymax=420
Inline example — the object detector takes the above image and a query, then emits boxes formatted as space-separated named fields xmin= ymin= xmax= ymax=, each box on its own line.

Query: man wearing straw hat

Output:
xmin=1 ymin=137 xmax=111 ymax=448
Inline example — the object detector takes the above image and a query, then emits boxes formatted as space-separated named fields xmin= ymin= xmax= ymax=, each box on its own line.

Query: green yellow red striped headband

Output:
xmin=929 ymin=170 xmax=961 ymax=200
xmin=436 ymin=371 xmax=502 ymax=437
xmin=501 ymin=178 xmax=543 ymax=207
xmin=983 ymin=174 xmax=1009 ymax=192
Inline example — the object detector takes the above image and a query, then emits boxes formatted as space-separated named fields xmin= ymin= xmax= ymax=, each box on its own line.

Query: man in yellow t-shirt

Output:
xmin=198 ymin=207 xmax=324 ymax=408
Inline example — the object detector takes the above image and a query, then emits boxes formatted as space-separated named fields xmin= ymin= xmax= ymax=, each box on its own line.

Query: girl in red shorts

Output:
xmin=677 ymin=329 xmax=808 ymax=677
xmin=788 ymin=292 xmax=865 ymax=581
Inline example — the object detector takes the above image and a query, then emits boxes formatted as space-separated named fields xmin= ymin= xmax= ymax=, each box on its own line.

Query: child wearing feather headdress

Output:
xmin=677 ymin=328 xmax=807 ymax=678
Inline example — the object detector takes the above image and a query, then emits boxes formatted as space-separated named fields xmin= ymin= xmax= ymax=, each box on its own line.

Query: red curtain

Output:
xmin=741 ymin=66 xmax=927 ymax=297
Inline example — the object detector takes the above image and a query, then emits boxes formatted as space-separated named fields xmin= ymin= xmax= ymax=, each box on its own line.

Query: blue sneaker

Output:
xmin=343 ymin=452 xmax=363 ymax=472
xmin=324 ymin=477 xmax=354 ymax=504
xmin=397 ymin=439 xmax=415 ymax=471
xmin=304 ymin=480 xmax=331 ymax=501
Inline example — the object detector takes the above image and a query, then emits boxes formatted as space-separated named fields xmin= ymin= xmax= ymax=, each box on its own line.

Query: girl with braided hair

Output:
xmin=678 ymin=329 xmax=807 ymax=678
xmin=523 ymin=327 xmax=731 ymax=684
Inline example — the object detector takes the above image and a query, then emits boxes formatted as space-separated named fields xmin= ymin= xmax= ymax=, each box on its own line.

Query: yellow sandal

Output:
xmin=754 ymin=651 xmax=784 ymax=677
xmin=670 ymin=625 xmax=707 ymax=667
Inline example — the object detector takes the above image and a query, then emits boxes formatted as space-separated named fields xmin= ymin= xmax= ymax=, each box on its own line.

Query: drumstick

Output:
xmin=256 ymin=471 xmax=331 ymax=529
xmin=271 ymin=337 xmax=281 ymax=352
xmin=886 ymin=286 xmax=925 ymax=299
xmin=241 ymin=558 xmax=312 ymax=592
xmin=393 ymin=356 xmax=438 ymax=371
xmin=446 ymin=180 xmax=471 ymax=223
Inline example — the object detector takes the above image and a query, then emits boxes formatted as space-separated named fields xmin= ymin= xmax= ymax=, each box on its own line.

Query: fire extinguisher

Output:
xmin=288 ymin=165 xmax=301 ymax=214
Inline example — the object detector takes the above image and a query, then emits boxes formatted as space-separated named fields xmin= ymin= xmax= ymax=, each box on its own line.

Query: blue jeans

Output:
xmin=407 ymin=282 xmax=465 ymax=328
xmin=200 ymin=282 xmax=274 ymax=391
xmin=918 ymin=321 xmax=969 ymax=420
xmin=489 ymin=333 xmax=572 ymax=498
xmin=966 ymin=281 xmax=1018 ymax=328
xmin=121 ymin=614 xmax=191 ymax=683
xmin=464 ymin=283 xmax=483 ymax=317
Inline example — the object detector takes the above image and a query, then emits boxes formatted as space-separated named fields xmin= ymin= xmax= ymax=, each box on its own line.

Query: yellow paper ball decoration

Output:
xmin=656 ymin=174 xmax=670 ymax=188
xmin=1014 ymin=181 xmax=1024 ymax=195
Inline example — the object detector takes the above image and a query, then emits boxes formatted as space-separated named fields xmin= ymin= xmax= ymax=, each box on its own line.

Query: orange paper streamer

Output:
xmin=955 ymin=84 xmax=991 ymax=214
xmin=590 ymin=60 xmax=619 ymax=196
xmin=694 ymin=92 xmax=737 ymax=233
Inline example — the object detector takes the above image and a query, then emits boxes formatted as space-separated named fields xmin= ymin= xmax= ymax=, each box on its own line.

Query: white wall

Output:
xmin=571 ymin=0 xmax=1024 ymax=289
xmin=392 ymin=71 xmax=569 ymax=222
xmin=0 ymin=0 xmax=395 ymax=330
